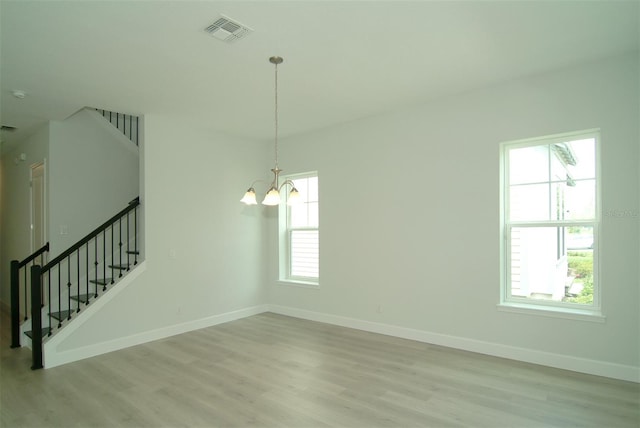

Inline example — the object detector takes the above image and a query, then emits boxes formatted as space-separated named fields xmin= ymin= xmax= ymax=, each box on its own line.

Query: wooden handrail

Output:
xmin=17 ymin=243 xmax=50 ymax=268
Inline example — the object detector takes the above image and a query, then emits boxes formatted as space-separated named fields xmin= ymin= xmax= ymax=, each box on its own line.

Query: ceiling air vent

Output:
xmin=205 ymin=15 xmax=253 ymax=43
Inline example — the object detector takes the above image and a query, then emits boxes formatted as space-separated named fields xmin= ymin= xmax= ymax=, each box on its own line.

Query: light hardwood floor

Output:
xmin=1 ymin=310 xmax=638 ymax=427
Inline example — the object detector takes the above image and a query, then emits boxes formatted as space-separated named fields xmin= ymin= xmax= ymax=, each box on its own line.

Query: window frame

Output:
xmin=278 ymin=171 xmax=319 ymax=286
xmin=499 ymin=130 xmax=603 ymax=321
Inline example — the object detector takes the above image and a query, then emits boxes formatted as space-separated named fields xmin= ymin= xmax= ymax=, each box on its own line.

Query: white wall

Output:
xmin=48 ymin=108 xmax=139 ymax=257
xmin=0 ymin=125 xmax=50 ymax=305
xmin=51 ymin=116 xmax=269 ymax=355
xmin=267 ymin=53 xmax=639 ymax=379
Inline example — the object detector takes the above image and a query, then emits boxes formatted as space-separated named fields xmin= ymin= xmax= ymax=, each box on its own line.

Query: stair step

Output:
xmin=25 ymin=327 xmax=52 ymax=338
xmin=49 ymin=310 xmax=73 ymax=321
xmin=109 ymin=264 xmax=129 ymax=270
xmin=89 ymin=278 xmax=112 ymax=286
xmin=71 ymin=293 xmax=94 ymax=304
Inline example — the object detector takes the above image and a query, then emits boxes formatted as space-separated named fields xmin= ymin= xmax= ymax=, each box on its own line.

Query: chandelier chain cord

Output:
xmin=274 ymin=61 xmax=279 ymax=171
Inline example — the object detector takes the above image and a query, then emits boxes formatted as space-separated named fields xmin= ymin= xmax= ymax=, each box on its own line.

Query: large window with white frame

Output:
xmin=279 ymin=172 xmax=319 ymax=284
xmin=500 ymin=130 xmax=600 ymax=316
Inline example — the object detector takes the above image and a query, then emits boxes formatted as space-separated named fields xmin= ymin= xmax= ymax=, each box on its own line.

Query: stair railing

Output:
xmin=29 ymin=197 xmax=140 ymax=369
xmin=10 ymin=243 xmax=50 ymax=348
xmin=95 ymin=109 xmax=140 ymax=146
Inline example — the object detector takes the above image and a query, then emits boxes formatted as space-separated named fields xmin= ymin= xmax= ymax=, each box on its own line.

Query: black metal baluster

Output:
xmin=57 ymin=265 xmax=62 ymax=328
xmin=133 ymin=205 xmax=138 ymax=265
xmin=111 ymin=225 xmax=115 ymax=284
xmin=66 ymin=256 xmax=72 ymax=320
xmin=76 ymin=249 xmax=81 ymax=312
xmin=136 ymin=117 xmax=139 ymax=146
xmin=126 ymin=211 xmax=131 ymax=266
xmin=116 ymin=112 xmax=119 ymax=131
xmin=88 ymin=242 xmax=95 ymax=299
xmin=103 ymin=230 xmax=107 ymax=290
xmin=129 ymin=115 xmax=132 ymax=142
xmin=40 ymin=261 xmax=45 ymax=309
xmin=39 ymin=255 xmax=45 ymax=308
xmin=94 ymin=238 xmax=99 ymax=295
xmin=23 ymin=266 xmax=28 ymax=320
xmin=47 ymin=270 xmax=52 ymax=335
xmin=119 ymin=217 xmax=123 ymax=276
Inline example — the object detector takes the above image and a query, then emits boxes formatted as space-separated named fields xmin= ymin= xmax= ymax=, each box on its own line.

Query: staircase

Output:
xmin=11 ymin=198 xmax=141 ymax=369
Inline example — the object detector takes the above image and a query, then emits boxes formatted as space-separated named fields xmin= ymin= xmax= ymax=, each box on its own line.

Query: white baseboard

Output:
xmin=267 ymin=304 xmax=640 ymax=383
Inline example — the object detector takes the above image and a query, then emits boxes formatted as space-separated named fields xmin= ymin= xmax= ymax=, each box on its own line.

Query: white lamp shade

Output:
xmin=240 ymin=188 xmax=258 ymax=205
xmin=262 ymin=188 xmax=281 ymax=206
xmin=287 ymin=188 xmax=301 ymax=205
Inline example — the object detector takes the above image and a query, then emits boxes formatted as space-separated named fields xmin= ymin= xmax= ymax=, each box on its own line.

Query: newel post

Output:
xmin=30 ymin=265 xmax=43 ymax=370
xmin=10 ymin=260 xmax=20 ymax=348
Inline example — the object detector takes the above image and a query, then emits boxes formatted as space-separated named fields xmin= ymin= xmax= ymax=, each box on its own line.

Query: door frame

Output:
xmin=30 ymin=160 xmax=47 ymax=256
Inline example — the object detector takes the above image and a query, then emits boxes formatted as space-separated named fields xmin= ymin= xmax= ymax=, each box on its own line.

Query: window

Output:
xmin=279 ymin=172 xmax=319 ymax=284
xmin=500 ymin=130 xmax=600 ymax=317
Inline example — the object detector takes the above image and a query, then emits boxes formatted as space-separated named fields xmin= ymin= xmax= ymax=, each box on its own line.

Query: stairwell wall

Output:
xmin=48 ymin=108 xmax=139 ymax=258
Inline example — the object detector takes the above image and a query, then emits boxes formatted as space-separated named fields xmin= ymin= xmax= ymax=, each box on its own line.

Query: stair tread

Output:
xmin=25 ymin=327 xmax=52 ymax=338
xmin=89 ymin=278 xmax=112 ymax=285
xmin=49 ymin=310 xmax=73 ymax=321
xmin=71 ymin=293 xmax=93 ymax=303
xmin=109 ymin=264 xmax=129 ymax=270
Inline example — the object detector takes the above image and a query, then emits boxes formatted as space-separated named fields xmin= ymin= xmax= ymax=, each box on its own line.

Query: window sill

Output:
xmin=497 ymin=302 xmax=605 ymax=323
xmin=277 ymin=279 xmax=320 ymax=289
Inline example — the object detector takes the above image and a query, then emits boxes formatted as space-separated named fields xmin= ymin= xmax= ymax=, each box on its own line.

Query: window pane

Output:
xmin=552 ymin=179 xmax=595 ymax=220
xmin=550 ymin=150 xmax=566 ymax=182
xmin=307 ymin=176 xmax=318 ymax=202
xmin=291 ymin=230 xmax=319 ymax=278
xmin=293 ymin=177 xmax=308 ymax=200
xmin=509 ymin=183 xmax=549 ymax=221
xmin=509 ymin=145 xmax=549 ymax=184
xmin=510 ymin=226 xmax=593 ymax=304
xmin=565 ymin=226 xmax=594 ymax=304
xmin=565 ymin=138 xmax=596 ymax=180
xmin=566 ymin=226 xmax=594 ymax=251
xmin=290 ymin=204 xmax=308 ymax=228
xmin=308 ymin=202 xmax=319 ymax=228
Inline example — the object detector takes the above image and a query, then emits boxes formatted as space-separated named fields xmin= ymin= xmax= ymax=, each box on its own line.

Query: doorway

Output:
xmin=31 ymin=161 xmax=46 ymax=253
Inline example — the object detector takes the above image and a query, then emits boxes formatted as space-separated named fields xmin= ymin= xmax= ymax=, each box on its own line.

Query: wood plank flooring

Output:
xmin=1 ymin=310 xmax=638 ymax=427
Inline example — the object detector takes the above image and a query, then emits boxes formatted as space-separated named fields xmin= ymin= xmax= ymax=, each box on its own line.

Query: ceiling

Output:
xmin=1 ymin=1 xmax=638 ymax=152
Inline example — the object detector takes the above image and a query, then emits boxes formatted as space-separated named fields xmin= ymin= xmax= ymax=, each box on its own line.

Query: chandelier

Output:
xmin=240 ymin=56 xmax=300 ymax=206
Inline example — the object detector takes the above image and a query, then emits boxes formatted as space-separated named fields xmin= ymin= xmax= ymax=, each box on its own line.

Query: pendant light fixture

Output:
xmin=241 ymin=56 xmax=300 ymax=206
